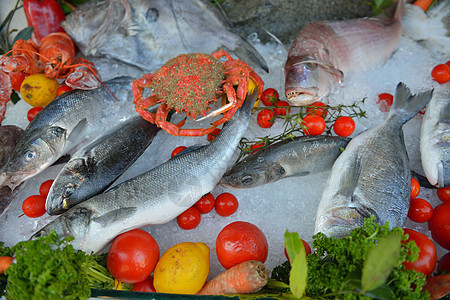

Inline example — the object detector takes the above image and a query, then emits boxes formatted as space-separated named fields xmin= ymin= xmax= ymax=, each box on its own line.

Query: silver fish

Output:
xmin=31 ymin=88 xmax=258 ymax=253
xmin=62 ymin=0 xmax=268 ymax=74
xmin=284 ymin=1 xmax=403 ymax=106
xmin=420 ymin=83 xmax=449 ymax=188
xmin=221 ymin=135 xmax=350 ymax=189
xmin=0 ymin=77 xmax=137 ymax=190
xmin=45 ymin=116 xmax=161 ymax=215
xmin=314 ymin=82 xmax=433 ymax=238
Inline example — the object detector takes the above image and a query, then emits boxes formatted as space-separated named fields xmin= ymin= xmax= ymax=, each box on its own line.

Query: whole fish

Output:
xmin=420 ymin=83 xmax=449 ymax=188
xmin=62 ymin=0 xmax=268 ymax=75
xmin=31 ymin=88 xmax=258 ymax=253
xmin=314 ymin=83 xmax=433 ymax=238
xmin=284 ymin=1 xmax=403 ymax=106
xmin=0 ymin=77 xmax=137 ymax=190
xmin=45 ymin=116 xmax=162 ymax=215
xmin=221 ymin=135 xmax=350 ymax=189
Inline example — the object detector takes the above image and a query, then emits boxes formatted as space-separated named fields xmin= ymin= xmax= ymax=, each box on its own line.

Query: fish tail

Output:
xmin=388 ymin=82 xmax=433 ymax=125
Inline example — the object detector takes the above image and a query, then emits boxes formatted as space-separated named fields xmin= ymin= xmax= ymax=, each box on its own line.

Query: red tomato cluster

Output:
xmin=431 ymin=61 xmax=450 ymax=84
xmin=22 ymin=179 xmax=53 ymax=218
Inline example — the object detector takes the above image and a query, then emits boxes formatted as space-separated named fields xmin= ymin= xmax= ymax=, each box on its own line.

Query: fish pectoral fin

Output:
xmin=337 ymin=157 xmax=362 ymax=198
xmin=67 ymin=118 xmax=88 ymax=145
xmin=92 ymin=207 xmax=138 ymax=227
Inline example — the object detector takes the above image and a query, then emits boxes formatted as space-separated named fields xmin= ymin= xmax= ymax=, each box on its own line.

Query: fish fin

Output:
xmin=67 ymin=118 xmax=88 ymax=145
xmin=337 ymin=155 xmax=362 ymax=198
xmin=295 ymin=171 xmax=310 ymax=177
xmin=221 ymin=44 xmax=269 ymax=73
xmin=173 ymin=145 xmax=205 ymax=157
xmin=51 ymin=154 xmax=71 ymax=166
xmin=92 ymin=207 xmax=138 ymax=227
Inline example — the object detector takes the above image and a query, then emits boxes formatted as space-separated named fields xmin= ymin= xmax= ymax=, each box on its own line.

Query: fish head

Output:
xmin=1 ymin=127 xmax=67 ymax=189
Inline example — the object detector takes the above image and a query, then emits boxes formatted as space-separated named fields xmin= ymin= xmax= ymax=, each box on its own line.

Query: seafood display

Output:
xmin=314 ymin=83 xmax=433 ymax=238
xmin=32 ymin=89 xmax=258 ymax=253
xmin=45 ymin=116 xmax=163 ymax=215
xmin=284 ymin=0 xmax=403 ymax=106
xmin=221 ymin=135 xmax=350 ymax=189
xmin=420 ymin=83 xmax=449 ymax=188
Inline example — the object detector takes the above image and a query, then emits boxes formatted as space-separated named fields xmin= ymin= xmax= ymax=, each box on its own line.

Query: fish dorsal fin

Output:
xmin=92 ymin=207 xmax=138 ymax=227
xmin=172 ymin=144 xmax=205 ymax=158
xmin=67 ymin=118 xmax=88 ymax=145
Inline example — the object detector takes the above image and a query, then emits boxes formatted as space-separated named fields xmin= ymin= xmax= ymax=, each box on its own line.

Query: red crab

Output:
xmin=132 ymin=49 xmax=264 ymax=136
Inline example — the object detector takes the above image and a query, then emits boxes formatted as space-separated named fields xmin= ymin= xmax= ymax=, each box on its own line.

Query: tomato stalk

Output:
xmin=23 ymin=0 xmax=66 ymax=43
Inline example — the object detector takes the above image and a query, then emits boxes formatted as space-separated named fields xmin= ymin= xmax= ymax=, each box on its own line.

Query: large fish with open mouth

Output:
xmin=31 ymin=88 xmax=258 ymax=253
xmin=314 ymin=83 xmax=433 ymax=238
xmin=62 ymin=0 xmax=268 ymax=75
xmin=0 ymin=77 xmax=137 ymax=190
xmin=284 ymin=1 xmax=403 ymax=106
xmin=221 ymin=135 xmax=350 ymax=189
xmin=420 ymin=83 xmax=449 ymax=188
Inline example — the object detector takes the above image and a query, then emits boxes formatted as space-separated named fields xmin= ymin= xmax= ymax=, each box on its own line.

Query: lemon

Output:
xmin=153 ymin=242 xmax=210 ymax=294
xmin=20 ymin=73 xmax=59 ymax=107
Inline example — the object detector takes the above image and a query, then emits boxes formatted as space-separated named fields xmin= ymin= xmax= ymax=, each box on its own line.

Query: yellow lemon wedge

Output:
xmin=20 ymin=73 xmax=59 ymax=107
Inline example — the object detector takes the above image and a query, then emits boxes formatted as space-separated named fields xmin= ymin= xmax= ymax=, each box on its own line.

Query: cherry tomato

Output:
xmin=257 ymin=109 xmax=275 ymax=129
xmin=273 ymin=100 xmax=291 ymax=116
xmin=176 ymin=206 xmax=201 ymax=230
xmin=284 ymin=239 xmax=312 ymax=262
xmin=250 ymin=142 xmax=265 ymax=154
xmin=428 ymin=203 xmax=450 ymax=250
xmin=216 ymin=221 xmax=268 ymax=269
xmin=107 ymin=229 xmax=160 ymax=284
xmin=194 ymin=193 xmax=215 ymax=214
xmin=8 ymin=71 xmax=27 ymax=91
xmin=431 ymin=63 xmax=450 ymax=84
xmin=57 ymin=85 xmax=73 ymax=96
xmin=302 ymin=114 xmax=325 ymax=135
xmin=410 ymin=177 xmax=420 ymax=199
xmin=377 ymin=93 xmax=393 ymax=112
xmin=27 ymin=106 xmax=43 ymax=122
xmin=260 ymin=88 xmax=279 ymax=106
xmin=22 ymin=195 xmax=46 ymax=218
xmin=133 ymin=276 xmax=156 ymax=293
xmin=408 ymin=198 xmax=433 ymax=223
xmin=402 ymin=228 xmax=437 ymax=277
xmin=207 ymin=128 xmax=221 ymax=142
xmin=437 ymin=187 xmax=450 ymax=203
xmin=306 ymin=101 xmax=328 ymax=117
xmin=333 ymin=116 xmax=355 ymax=137
xmin=215 ymin=192 xmax=239 ymax=217
xmin=437 ymin=252 xmax=450 ymax=273
xmin=39 ymin=179 xmax=54 ymax=197
xmin=171 ymin=146 xmax=187 ymax=158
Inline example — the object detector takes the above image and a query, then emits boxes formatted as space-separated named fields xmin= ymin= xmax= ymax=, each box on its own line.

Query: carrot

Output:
xmin=413 ymin=0 xmax=434 ymax=11
xmin=197 ymin=260 xmax=268 ymax=295
xmin=423 ymin=273 xmax=450 ymax=300
xmin=0 ymin=256 xmax=13 ymax=274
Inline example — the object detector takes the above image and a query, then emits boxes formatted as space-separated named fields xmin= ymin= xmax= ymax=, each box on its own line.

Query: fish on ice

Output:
xmin=31 ymin=88 xmax=258 ymax=253
xmin=284 ymin=1 xmax=403 ymax=106
xmin=314 ymin=82 xmax=433 ymax=238
xmin=221 ymin=135 xmax=350 ymax=189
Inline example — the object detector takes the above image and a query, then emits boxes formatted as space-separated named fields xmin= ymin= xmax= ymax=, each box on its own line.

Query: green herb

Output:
xmin=364 ymin=0 xmax=394 ymax=16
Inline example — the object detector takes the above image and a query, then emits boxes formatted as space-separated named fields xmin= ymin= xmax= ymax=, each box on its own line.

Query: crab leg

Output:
xmin=196 ymin=83 xmax=236 ymax=121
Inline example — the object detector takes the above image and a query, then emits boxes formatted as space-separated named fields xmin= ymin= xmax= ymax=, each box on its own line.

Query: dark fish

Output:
xmin=221 ymin=135 xmax=350 ymax=189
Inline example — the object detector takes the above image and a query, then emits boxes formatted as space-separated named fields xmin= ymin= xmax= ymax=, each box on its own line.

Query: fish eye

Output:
xmin=31 ymin=230 xmax=45 ymax=240
xmin=146 ymin=7 xmax=159 ymax=22
xmin=277 ymin=167 xmax=286 ymax=176
xmin=303 ymin=62 xmax=317 ymax=70
xmin=24 ymin=150 xmax=36 ymax=162
xmin=242 ymin=176 xmax=253 ymax=185
xmin=63 ymin=184 xmax=75 ymax=198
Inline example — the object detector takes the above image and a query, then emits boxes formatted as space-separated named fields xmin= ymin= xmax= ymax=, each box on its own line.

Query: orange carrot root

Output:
xmin=413 ymin=0 xmax=434 ymax=11
xmin=197 ymin=260 xmax=268 ymax=295
xmin=0 ymin=256 xmax=13 ymax=274
xmin=423 ymin=273 xmax=450 ymax=300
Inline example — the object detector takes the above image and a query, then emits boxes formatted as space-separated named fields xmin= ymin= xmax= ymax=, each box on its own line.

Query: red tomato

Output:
xmin=0 ymin=256 xmax=13 ymax=274
xmin=284 ymin=239 xmax=312 ymax=262
xmin=260 ymin=88 xmax=279 ymax=106
xmin=437 ymin=252 xmax=450 ymax=273
xmin=22 ymin=195 xmax=46 ymax=218
xmin=216 ymin=221 xmax=268 ymax=269
xmin=302 ymin=114 xmax=325 ymax=135
xmin=431 ymin=63 xmax=450 ymax=84
xmin=402 ymin=228 xmax=437 ymax=277
xmin=273 ymin=100 xmax=291 ymax=116
xmin=257 ymin=109 xmax=275 ymax=128
xmin=171 ymin=146 xmax=187 ymax=158
xmin=215 ymin=192 xmax=239 ymax=217
xmin=194 ymin=193 xmax=215 ymax=214
xmin=132 ymin=276 xmax=156 ymax=293
xmin=333 ymin=116 xmax=355 ymax=137
xmin=207 ymin=128 xmax=221 ymax=142
xmin=410 ymin=177 xmax=420 ymax=199
xmin=408 ymin=198 xmax=433 ymax=223
xmin=377 ymin=93 xmax=393 ymax=112
xmin=250 ymin=142 xmax=265 ymax=154
xmin=428 ymin=203 xmax=450 ymax=250
xmin=107 ymin=229 xmax=160 ymax=283
xmin=8 ymin=71 xmax=27 ymax=91
xmin=306 ymin=101 xmax=328 ymax=117
xmin=437 ymin=187 xmax=450 ymax=203
xmin=27 ymin=106 xmax=43 ymax=122
xmin=57 ymin=85 xmax=73 ymax=96
xmin=176 ymin=207 xmax=201 ymax=230
xmin=39 ymin=179 xmax=54 ymax=197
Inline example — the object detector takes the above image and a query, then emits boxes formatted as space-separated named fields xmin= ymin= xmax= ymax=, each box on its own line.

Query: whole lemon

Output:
xmin=20 ymin=73 xmax=59 ymax=107
xmin=153 ymin=242 xmax=210 ymax=294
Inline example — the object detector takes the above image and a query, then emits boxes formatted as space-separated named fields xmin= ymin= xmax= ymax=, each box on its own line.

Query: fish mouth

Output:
xmin=285 ymin=88 xmax=319 ymax=106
